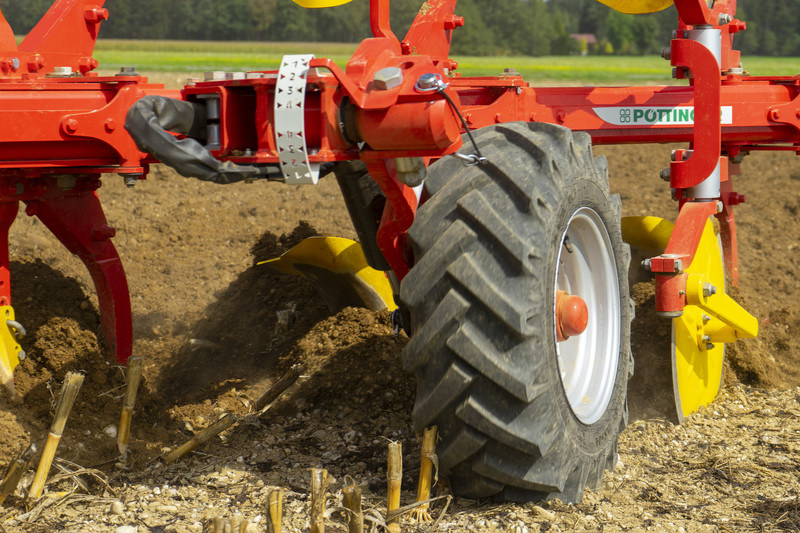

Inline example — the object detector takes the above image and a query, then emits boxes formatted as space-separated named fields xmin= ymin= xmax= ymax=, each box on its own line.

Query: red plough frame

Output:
xmin=0 ymin=0 xmax=792 ymax=365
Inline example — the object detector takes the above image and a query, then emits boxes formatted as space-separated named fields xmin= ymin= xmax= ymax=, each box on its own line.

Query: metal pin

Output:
xmin=563 ymin=235 xmax=574 ymax=254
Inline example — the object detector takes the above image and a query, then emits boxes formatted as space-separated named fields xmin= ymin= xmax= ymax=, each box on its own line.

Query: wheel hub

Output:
xmin=555 ymin=208 xmax=621 ymax=425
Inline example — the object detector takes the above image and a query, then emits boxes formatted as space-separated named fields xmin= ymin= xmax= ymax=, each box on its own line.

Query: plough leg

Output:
xmin=27 ymin=189 xmax=132 ymax=364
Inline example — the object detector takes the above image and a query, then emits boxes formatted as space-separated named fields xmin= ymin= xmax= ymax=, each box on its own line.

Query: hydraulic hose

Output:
xmin=125 ymin=95 xmax=272 ymax=184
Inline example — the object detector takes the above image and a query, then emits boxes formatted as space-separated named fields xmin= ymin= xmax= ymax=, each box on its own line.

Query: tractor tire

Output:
xmin=400 ymin=122 xmax=633 ymax=503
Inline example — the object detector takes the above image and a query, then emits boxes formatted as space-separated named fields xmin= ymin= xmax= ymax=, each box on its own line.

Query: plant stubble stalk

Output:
xmin=387 ymin=441 xmax=402 ymax=528
xmin=164 ymin=413 xmax=236 ymax=464
xmin=117 ymin=356 xmax=143 ymax=456
xmin=29 ymin=372 xmax=84 ymax=498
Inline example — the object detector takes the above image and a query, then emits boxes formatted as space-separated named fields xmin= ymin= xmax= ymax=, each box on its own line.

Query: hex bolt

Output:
xmin=443 ymin=14 xmax=465 ymax=29
xmin=84 ymin=7 xmax=109 ymax=22
xmin=642 ymin=258 xmax=652 ymax=271
xmin=660 ymin=47 xmax=671 ymax=60
xmin=702 ymin=335 xmax=711 ymax=344
xmin=63 ymin=119 xmax=79 ymax=134
xmin=702 ymin=283 xmax=717 ymax=297
xmin=91 ymin=224 xmax=116 ymax=241
xmin=78 ymin=57 xmax=99 ymax=73
xmin=124 ymin=175 xmax=140 ymax=188
xmin=719 ymin=13 xmax=732 ymax=25
xmin=706 ymin=343 xmax=715 ymax=350
xmin=659 ymin=168 xmax=671 ymax=181
xmin=27 ymin=55 xmax=45 ymax=71
xmin=17 ymin=350 xmax=25 ymax=361
xmin=702 ymin=314 xmax=711 ymax=324
xmin=716 ymin=200 xmax=724 ymax=213
xmin=373 ymin=67 xmax=404 ymax=91
xmin=50 ymin=66 xmax=73 ymax=77
xmin=116 ymin=66 xmax=139 ymax=77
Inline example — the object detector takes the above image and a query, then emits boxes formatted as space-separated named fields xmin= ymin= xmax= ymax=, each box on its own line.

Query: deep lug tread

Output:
xmin=473 ymin=443 xmax=574 ymax=493
xmin=401 ymin=221 xmax=477 ymax=306
xmin=456 ymin=396 xmax=553 ymax=456
xmin=447 ymin=254 xmax=531 ymax=336
xmin=438 ymin=426 xmax=488 ymax=472
xmin=480 ymin=160 xmax=533 ymax=213
xmin=449 ymin=467 xmax=505 ymax=499
xmin=456 ymin=190 xmax=533 ymax=272
xmin=446 ymin=322 xmax=539 ymax=402
xmin=402 ymin=290 xmax=470 ymax=372
xmin=410 ymin=360 xmax=476 ymax=430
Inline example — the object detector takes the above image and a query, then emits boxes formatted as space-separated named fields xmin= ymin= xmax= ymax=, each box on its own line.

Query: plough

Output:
xmin=0 ymin=0 xmax=785 ymax=502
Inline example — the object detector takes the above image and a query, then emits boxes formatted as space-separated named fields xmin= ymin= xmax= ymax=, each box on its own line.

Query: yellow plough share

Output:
xmin=595 ymin=0 xmax=674 ymax=14
xmin=0 ymin=305 xmax=25 ymax=393
xmin=291 ymin=0 xmax=355 ymax=8
xmin=622 ymin=216 xmax=758 ymax=421
xmin=260 ymin=237 xmax=396 ymax=312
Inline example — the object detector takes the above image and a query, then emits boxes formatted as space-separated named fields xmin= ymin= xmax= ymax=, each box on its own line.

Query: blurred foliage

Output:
xmin=0 ymin=0 xmax=794 ymax=57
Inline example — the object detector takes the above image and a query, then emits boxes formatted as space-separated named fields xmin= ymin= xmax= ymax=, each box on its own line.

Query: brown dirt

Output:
xmin=0 ymin=111 xmax=799 ymax=530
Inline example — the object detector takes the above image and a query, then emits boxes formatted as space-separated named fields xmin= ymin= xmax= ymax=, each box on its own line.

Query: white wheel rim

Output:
xmin=555 ymin=207 xmax=621 ymax=425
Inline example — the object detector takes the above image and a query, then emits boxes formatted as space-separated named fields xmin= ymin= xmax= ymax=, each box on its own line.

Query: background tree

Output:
xmin=0 ymin=0 xmax=797 ymax=57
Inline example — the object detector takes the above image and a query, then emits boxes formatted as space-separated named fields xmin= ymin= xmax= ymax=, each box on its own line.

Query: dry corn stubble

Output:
xmin=29 ymin=372 xmax=84 ymax=499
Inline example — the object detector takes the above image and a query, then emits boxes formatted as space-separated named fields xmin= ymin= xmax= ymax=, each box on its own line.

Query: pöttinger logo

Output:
xmin=595 ymin=106 xmax=733 ymax=126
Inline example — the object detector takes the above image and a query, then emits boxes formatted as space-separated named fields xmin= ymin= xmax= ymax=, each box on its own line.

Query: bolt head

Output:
xmin=116 ymin=66 xmax=139 ymax=77
xmin=660 ymin=168 xmax=671 ymax=181
xmin=416 ymin=73 xmax=439 ymax=91
xmin=373 ymin=67 xmax=403 ymax=91
xmin=64 ymin=119 xmax=79 ymax=133
xmin=702 ymin=283 xmax=717 ymax=297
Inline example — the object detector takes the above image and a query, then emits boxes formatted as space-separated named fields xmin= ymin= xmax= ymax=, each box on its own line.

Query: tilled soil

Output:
xmin=0 ymin=100 xmax=799 ymax=530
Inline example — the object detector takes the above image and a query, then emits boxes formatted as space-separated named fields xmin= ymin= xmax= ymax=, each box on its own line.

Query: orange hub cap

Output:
xmin=556 ymin=290 xmax=589 ymax=341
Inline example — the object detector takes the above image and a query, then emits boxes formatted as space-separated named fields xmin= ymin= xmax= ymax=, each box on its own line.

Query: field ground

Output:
xmin=1 ymin=139 xmax=799 ymax=532
xmin=93 ymin=38 xmax=800 ymax=84
xmin=0 ymin=56 xmax=799 ymax=531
